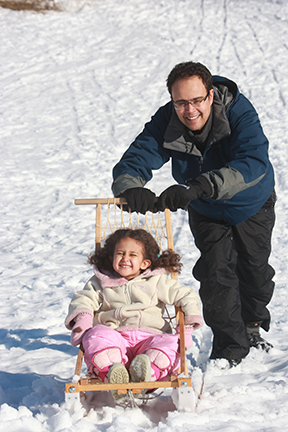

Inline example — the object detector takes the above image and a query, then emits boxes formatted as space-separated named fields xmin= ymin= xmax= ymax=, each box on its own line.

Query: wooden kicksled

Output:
xmin=65 ymin=198 xmax=196 ymax=411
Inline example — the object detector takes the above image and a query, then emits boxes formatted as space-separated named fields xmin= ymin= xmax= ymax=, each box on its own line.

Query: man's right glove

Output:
xmin=157 ymin=175 xmax=212 ymax=212
xmin=121 ymin=187 xmax=157 ymax=214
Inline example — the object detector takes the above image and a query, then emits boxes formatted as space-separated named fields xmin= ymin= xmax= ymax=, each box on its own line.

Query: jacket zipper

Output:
xmin=124 ymin=283 xmax=131 ymax=304
xmin=199 ymin=155 xmax=204 ymax=172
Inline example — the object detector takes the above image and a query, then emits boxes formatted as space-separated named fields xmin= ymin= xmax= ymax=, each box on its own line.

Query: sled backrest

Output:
xmin=77 ymin=198 xmax=174 ymax=253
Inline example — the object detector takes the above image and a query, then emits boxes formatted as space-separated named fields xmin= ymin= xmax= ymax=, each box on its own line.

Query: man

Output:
xmin=111 ymin=61 xmax=276 ymax=366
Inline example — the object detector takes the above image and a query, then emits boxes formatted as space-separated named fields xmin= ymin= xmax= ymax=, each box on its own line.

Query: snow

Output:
xmin=1 ymin=0 xmax=288 ymax=429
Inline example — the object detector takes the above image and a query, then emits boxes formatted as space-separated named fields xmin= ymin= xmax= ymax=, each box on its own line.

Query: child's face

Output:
xmin=112 ymin=237 xmax=151 ymax=280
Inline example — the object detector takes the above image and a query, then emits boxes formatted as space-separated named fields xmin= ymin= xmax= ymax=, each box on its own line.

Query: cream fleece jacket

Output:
xmin=65 ymin=267 xmax=203 ymax=335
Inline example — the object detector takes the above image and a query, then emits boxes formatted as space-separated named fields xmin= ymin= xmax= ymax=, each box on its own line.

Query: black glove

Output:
xmin=121 ymin=187 xmax=157 ymax=214
xmin=157 ymin=176 xmax=212 ymax=212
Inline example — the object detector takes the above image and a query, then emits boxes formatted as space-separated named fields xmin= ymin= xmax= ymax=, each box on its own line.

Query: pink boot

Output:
xmin=92 ymin=348 xmax=122 ymax=382
xmin=145 ymin=348 xmax=170 ymax=380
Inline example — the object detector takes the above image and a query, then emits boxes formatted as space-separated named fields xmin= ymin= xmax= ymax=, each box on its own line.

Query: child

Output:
xmin=65 ymin=229 xmax=203 ymax=401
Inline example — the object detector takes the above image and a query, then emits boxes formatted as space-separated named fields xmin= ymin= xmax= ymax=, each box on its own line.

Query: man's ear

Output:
xmin=140 ymin=259 xmax=151 ymax=270
xmin=209 ymin=88 xmax=214 ymax=104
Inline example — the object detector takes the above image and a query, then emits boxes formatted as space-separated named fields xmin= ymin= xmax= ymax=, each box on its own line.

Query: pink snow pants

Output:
xmin=82 ymin=324 xmax=181 ymax=380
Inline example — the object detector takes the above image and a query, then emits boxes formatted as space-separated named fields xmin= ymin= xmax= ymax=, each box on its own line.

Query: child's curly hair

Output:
xmin=88 ymin=228 xmax=182 ymax=274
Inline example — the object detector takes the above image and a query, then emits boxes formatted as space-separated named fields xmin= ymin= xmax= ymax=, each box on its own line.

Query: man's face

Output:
xmin=171 ymin=75 xmax=214 ymax=131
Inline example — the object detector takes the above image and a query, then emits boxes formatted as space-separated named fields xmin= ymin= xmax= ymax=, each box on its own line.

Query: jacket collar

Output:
xmin=93 ymin=266 xmax=167 ymax=288
xmin=163 ymin=95 xmax=231 ymax=155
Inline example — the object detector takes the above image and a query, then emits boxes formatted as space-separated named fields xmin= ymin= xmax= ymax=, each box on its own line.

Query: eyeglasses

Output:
xmin=173 ymin=91 xmax=210 ymax=110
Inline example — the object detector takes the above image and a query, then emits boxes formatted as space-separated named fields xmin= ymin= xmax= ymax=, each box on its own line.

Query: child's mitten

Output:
xmin=176 ymin=325 xmax=194 ymax=350
xmin=71 ymin=313 xmax=93 ymax=346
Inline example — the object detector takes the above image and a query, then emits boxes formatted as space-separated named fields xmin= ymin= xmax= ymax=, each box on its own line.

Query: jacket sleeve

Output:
xmin=65 ymin=276 xmax=102 ymax=330
xmin=112 ymin=103 xmax=172 ymax=197
xmin=207 ymin=94 xmax=272 ymax=201
xmin=156 ymin=274 xmax=203 ymax=329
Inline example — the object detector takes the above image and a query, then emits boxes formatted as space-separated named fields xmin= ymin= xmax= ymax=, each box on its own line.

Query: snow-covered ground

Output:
xmin=1 ymin=0 xmax=288 ymax=430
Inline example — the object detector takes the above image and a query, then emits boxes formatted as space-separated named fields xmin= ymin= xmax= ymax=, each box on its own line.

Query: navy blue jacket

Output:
xmin=112 ymin=76 xmax=274 ymax=225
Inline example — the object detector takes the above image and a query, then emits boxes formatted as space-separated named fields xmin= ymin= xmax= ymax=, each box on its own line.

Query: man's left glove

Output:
xmin=121 ymin=187 xmax=157 ymax=214
xmin=157 ymin=175 xmax=212 ymax=212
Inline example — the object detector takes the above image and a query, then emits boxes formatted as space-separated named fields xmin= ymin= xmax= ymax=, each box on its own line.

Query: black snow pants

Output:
xmin=188 ymin=191 xmax=276 ymax=361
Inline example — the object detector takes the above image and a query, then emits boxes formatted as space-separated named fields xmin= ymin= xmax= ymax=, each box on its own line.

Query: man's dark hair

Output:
xmin=166 ymin=61 xmax=213 ymax=95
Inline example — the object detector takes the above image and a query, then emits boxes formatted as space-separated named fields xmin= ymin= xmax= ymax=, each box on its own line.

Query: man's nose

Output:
xmin=185 ymin=102 xmax=197 ymax=112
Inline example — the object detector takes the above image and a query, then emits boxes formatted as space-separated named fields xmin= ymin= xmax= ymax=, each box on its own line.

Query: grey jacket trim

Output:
xmin=163 ymin=110 xmax=201 ymax=156
xmin=209 ymin=166 xmax=265 ymax=200
xmin=213 ymin=84 xmax=235 ymax=111
xmin=112 ymin=173 xmax=146 ymax=197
